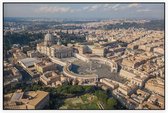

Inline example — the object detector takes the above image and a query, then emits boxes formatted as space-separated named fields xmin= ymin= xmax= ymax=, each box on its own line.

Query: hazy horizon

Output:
xmin=4 ymin=3 xmax=164 ymax=20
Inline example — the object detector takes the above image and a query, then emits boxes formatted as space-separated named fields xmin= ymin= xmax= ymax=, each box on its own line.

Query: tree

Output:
xmin=83 ymin=86 xmax=94 ymax=92
xmin=95 ymin=90 xmax=108 ymax=104
xmin=106 ymin=98 xmax=117 ymax=109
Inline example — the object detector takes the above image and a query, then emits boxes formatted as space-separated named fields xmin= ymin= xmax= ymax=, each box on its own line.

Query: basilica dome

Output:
xmin=44 ymin=32 xmax=54 ymax=46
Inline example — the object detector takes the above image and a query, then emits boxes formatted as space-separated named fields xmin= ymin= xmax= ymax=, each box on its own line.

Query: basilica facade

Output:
xmin=37 ymin=32 xmax=73 ymax=58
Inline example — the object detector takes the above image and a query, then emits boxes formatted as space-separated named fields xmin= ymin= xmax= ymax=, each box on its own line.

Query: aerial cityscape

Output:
xmin=3 ymin=3 xmax=165 ymax=110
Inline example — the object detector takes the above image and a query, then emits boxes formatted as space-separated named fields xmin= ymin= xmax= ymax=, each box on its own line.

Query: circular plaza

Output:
xmin=60 ymin=54 xmax=127 ymax=84
xmin=69 ymin=59 xmax=125 ymax=83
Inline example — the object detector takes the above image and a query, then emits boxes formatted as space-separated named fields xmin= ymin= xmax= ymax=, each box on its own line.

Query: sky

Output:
xmin=4 ymin=3 xmax=165 ymax=19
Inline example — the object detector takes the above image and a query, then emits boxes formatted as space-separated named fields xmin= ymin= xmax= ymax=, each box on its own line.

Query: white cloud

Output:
xmin=103 ymin=4 xmax=121 ymax=11
xmin=78 ymin=4 xmax=125 ymax=12
xmin=128 ymin=3 xmax=139 ymax=8
xmin=82 ymin=4 xmax=103 ymax=12
xmin=111 ymin=4 xmax=120 ymax=10
xmin=89 ymin=5 xmax=102 ymax=11
xmin=82 ymin=6 xmax=89 ymax=10
xmin=35 ymin=6 xmax=75 ymax=14
xmin=103 ymin=4 xmax=110 ymax=7
xmin=34 ymin=4 xmax=151 ymax=15
xmin=137 ymin=9 xmax=152 ymax=12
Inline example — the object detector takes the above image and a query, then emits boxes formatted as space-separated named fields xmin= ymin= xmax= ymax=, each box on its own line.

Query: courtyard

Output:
xmin=59 ymin=94 xmax=99 ymax=110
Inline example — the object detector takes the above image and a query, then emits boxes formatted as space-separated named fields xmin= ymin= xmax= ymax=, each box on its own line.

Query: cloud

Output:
xmin=35 ymin=6 xmax=75 ymax=14
xmin=89 ymin=5 xmax=102 ymax=11
xmin=82 ymin=4 xmax=103 ymax=12
xmin=106 ymin=4 xmax=140 ymax=11
xmin=82 ymin=6 xmax=89 ymax=10
xmin=81 ymin=4 xmax=126 ymax=12
xmin=34 ymin=4 xmax=151 ymax=15
xmin=103 ymin=4 xmax=110 ymax=7
xmin=128 ymin=4 xmax=139 ymax=8
xmin=136 ymin=9 xmax=152 ymax=12
xmin=90 ymin=5 xmax=99 ymax=11
xmin=111 ymin=4 xmax=120 ymax=10
xmin=102 ymin=4 xmax=121 ymax=11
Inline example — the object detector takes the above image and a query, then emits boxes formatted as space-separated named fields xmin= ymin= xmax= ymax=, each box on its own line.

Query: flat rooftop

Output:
xmin=26 ymin=91 xmax=49 ymax=106
xmin=19 ymin=58 xmax=41 ymax=68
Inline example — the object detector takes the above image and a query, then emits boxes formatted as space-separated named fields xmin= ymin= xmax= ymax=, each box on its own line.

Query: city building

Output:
xmin=72 ymin=44 xmax=90 ymax=54
xmin=130 ymin=89 xmax=150 ymax=104
xmin=34 ymin=60 xmax=56 ymax=74
xmin=130 ymin=76 xmax=147 ymax=88
xmin=13 ymin=50 xmax=27 ymax=61
xmin=143 ymin=94 xmax=164 ymax=109
xmin=50 ymin=45 xmax=73 ymax=58
xmin=117 ymin=84 xmax=138 ymax=96
xmin=27 ymin=50 xmax=42 ymax=58
xmin=145 ymin=78 xmax=164 ymax=96
xmin=18 ymin=58 xmax=41 ymax=77
xmin=4 ymin=90 xmax=49 ymax=109
xmin=40 ymin=71 xmax=62 ymax=87
xmin=122 ymin=54 xmax=148 ymax=69
xmin=153 ymin=47 xmax=164 ymax=55
xmin=4 ymin=62 xmax=22 ymax=91
xmin=100 ymin=78 xmax=119 ymax=90
xmin=73 ymin=43 xmax=106 ymax=57
xmin=37 ymin=32 xmax=73 ymax=58
xmin=92 ymin=46 xmax=106 ymax=57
